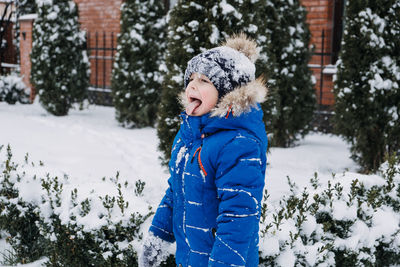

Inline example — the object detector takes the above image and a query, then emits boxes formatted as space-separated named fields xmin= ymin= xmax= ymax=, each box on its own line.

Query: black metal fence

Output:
xmin=309 ymin=29 xmax=336 ymax=133
xmin=86 ymin=31 xmax=117 ymax=106
xmin=309 ymin=29 xmax=337 ymax=109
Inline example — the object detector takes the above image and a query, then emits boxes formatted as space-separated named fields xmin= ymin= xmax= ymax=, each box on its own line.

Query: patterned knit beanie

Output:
xmin=183 ymin=33 xmax=259 ymax=99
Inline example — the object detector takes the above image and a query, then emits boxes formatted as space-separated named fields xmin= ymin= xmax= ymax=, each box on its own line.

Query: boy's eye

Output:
xmin=201 ymin=79 xmax=210 ymax=83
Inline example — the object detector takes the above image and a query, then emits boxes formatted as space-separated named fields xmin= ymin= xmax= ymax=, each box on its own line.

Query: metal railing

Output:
xmin=308 ymin=29 xmax=337 ymax=110
xmin=309 ymin=29 xmax=337 ymax=133
xmin=86 ymin=31 xmax=117 ymax=106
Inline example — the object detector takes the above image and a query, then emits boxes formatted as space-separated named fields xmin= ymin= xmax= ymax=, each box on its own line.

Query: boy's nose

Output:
xmin=189 ymin=81 xmax=197 ymax=90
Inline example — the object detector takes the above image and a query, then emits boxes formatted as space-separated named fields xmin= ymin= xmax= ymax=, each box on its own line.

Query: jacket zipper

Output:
xmin=191 ymin=145 xmax=207 ymax=177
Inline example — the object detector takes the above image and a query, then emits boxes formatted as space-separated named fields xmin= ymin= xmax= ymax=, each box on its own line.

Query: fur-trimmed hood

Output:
xmin=210 ymin=76 xmax=267 ymax=117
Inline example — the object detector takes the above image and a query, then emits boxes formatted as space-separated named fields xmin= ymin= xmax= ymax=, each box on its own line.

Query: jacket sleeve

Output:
xmin=209 ymin=136 xmax=265 ymax=267
xmin=149 ymin=176 xmax=175 ymax=242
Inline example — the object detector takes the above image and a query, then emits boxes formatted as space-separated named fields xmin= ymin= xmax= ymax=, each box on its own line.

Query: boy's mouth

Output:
xmin=186 ymin=96 xmax=202 ymax=115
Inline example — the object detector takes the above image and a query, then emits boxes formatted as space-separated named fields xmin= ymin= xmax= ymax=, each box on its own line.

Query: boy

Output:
xmin=139 ymin=33 xmax=268 ymax=267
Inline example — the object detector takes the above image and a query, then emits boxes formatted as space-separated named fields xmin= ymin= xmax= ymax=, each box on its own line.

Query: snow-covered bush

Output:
xmin=111 ymin=0 xmax=166 ymax=128
xmin=1 ymin=144 xmax=399 ymax=266
xmin=334 ymin=1 xmax=400 ymax=172
xmin=0 ymin=145 xmax=153 ymax=266
xmin=0 ymin=74 xmax=30 ymax=104
xmin=39 ymin=174 xmax=152 ymax=266
xmin=0 ymin=145 xmax=45 ymax=264
xmin=259 ymin=154 xmax=400 ymax=266
xmin=30 ymin=0 xmax=90 ymax=116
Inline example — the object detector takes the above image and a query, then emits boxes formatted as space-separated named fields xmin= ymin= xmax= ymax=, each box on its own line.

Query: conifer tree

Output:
xmin=334 ymin=1 xmax=400 ymax=172
xmin=157 ymin=0 xmax=268 ymax=163
xmin=259 ymin=0 xmax=316 ymax=147
xmin=16 ymin=0 xmax=36 ymax=14
xmin=30 ymin=0 xmax=90 ymax=116
xmin=157 ymin=1 xmax=215 ymax=163
xmin=112 ymin=0 xmax=167 ymax=128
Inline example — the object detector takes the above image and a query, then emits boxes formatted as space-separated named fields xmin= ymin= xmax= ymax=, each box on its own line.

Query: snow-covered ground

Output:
xmin=0 ymin=101 xmax=359 ymax=266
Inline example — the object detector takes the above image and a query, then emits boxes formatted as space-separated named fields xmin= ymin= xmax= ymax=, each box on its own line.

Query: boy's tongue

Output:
xmin=186 ymin=99 xmax=201 ymax=115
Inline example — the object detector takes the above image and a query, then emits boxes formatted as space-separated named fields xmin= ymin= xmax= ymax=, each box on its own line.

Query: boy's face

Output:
xmin=185 ymin=73 xmax=218 ymax=116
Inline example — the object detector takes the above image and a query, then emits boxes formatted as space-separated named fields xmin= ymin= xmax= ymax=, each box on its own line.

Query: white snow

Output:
xmin=276 ymin=249 xmax=295 ymax=266
xmin=187 ymin=20 xmax=199 ymax=31
xmin=47 ymin=11 xmax=57 ymax=20
xmin=219 ymin=0 xmax=242 ymax=20
xmin=0 ymin=100 xmax=167 ymax=205
xmin=209 ymin=25 xmax=220 ymax=45
xmin=0 ymin=100 xmax=390 ymax=267
xmin=18 ymin=14 xmax=38 ymax=21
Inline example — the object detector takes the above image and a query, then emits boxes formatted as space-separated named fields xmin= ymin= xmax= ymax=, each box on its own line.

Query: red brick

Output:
xmin=19 ymin=18 xmax=35 ymax=101
xmin=301 ymin=0 xmax=336 ymax=105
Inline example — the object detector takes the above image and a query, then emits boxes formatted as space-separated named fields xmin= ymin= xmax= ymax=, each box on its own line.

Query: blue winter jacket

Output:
xmin=150 ymin=104 xmax=268 ymax=267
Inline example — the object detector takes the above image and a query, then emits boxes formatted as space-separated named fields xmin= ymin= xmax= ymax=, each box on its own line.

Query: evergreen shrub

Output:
xmin=112 ymin=0 xmax=166 ymax=128
xmin=258 ymin=154 xmax=400 ymax=266
xmin=334 ymin=1 xmax=400 ymax=172
xmin=157 ymin=0 xmax=270 ymax=163
xmin=157 ymin=1 xmax=216 ymax=164
xmin=0 ymin=145 xmax=45 ymax=264
xmin=0 ymin=145 xmax=152 ymax=266
xmin=0 ymin=74 xmax=30 ymax=104
xmin=1 ymin=144 xmax=399 ymax=266
xmin=30 ymin=0 xmax=90 ymax=116
xmin=260 ymin=0 xmax=316 ymax=147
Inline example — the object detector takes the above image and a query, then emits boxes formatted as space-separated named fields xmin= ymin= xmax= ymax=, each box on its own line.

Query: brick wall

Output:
xmin=301 ymin=0 xmax=336 ymax=106
xmin=75 ymin=0 xmax=122 ymax=89
xmin=19 ymin=15 xmax=35 ymax=101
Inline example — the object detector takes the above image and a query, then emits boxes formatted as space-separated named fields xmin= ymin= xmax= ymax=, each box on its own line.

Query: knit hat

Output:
xmin=183 ymin=33 xmax=259 ymax=99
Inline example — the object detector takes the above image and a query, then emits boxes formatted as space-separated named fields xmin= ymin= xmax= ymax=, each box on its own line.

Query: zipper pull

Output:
xmin=191 ymin=146 xmax=201 ymax=163
xmin=197 ymin=147 xmax=208 ymax=177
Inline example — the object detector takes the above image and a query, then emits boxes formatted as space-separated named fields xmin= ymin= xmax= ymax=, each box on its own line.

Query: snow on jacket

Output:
xmin=150 ymin=78 xmax=268 ymax=267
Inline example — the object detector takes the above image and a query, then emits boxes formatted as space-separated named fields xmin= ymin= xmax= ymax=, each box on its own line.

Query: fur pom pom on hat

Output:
xmin=184 ymin=33 xmax=259 ymax=99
